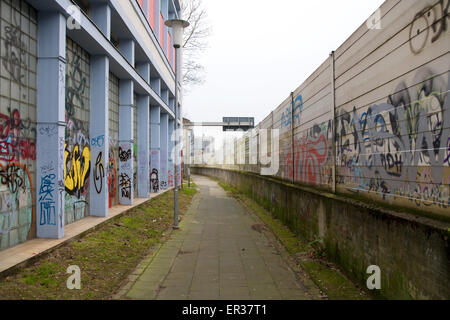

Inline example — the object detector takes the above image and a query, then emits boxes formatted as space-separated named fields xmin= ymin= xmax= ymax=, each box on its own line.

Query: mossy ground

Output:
xmin=217 ymin=179 xmax=370 ymax=300
xmin=0 ymin=185 xmax=197 ymax=300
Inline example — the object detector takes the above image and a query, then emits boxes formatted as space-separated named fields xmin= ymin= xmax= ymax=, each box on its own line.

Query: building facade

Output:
xmin=0 ymin=0 xmax=182 ymax=250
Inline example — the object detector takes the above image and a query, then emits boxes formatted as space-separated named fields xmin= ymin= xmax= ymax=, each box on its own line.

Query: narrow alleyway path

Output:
xmin=126 ymin=175 xmax=320 ymax=300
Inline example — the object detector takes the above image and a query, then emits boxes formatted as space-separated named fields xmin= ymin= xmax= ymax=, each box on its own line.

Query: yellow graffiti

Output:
xmin=64 ymin=143 xmax=90 ymax=197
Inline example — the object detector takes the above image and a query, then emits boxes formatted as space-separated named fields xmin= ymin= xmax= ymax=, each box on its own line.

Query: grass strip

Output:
xmin=0 ymin=185 xmax=197 ymax=300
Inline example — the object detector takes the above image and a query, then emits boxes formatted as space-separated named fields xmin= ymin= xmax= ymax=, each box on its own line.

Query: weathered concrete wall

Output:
xmin=211 ymin=0 xmax=450 ymax=219
xmin=192 ymin=166 xmax=450 ymax=300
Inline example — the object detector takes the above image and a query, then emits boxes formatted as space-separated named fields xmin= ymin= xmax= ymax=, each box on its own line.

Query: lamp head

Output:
xmin=165 ymin=19 xmax=190 ymax=48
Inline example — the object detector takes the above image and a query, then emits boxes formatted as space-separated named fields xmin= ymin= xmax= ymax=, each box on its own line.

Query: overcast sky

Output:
xmin=183 ymin=0 xmax=385 ymax=124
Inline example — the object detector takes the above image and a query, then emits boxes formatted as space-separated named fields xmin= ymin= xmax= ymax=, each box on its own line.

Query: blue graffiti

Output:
xmin=39 ymin=174 xmax=56 ymax=226
xmin=281 ymin=95 xmax=303 ymax=128
xmin=293 ymin=95 xmax=303 ymax=124
xmin=91 ymin=135 xmax=105 ymax=148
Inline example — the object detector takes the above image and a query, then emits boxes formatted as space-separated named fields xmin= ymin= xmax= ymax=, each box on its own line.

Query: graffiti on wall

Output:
xmin=0 ymin=163 xmax=33 ymax=249
xmin=168 ymin=169 xmax=174 ymax=188
xmin=64 ymin=144 xmax=90 ymax=198
xmin=151 ymin=168 xmax=159 ymax=193
xmin=119 ymin=173 xmax=131 ymax=199
xmin=0 ymin=108 xmax=36 ymax=163
xmin=281 ymin=95 xmax=303 ymax=128
xmin=119 ymin=147 xmax=132 ymax=162
xmin=336 ymin=69 xmax=449 ymax=208
xmin=283 ymin=121 xmax=332 ymax=185
xmin=133 ymin=143 xmax=138 ymax=197
xmin=108 ymin=139 xmax=118 ymax=208
xmin=0 ymin=3 xmax=37 ymax=250
xmin=65 ymin=44 xmax=90 ymax=224
xmin=119 ymin=143 xmax=133 ymax=201
xmin=409 ymin=0 xmax=449 ymax=54
xmin=2 ymin=16 xmax=27 ymax=86
xmin=66 ymin=55 xmax=87 ymax=118
xmin=94 ymin=152 xmax=105 ymax=194
xmin=38 ymin=173 xmax=56 ymax=226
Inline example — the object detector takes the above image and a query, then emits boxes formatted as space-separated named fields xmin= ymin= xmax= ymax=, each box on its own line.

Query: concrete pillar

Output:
xmin=119 ymin=80 xmax=134 ymax=205
xmin=151 ymin=77 xmax=161 ymax=97
xmin=137 ymin=62 xmax=150 ymax=84
xmin=89 ymin=56 xmax=109 ymax=217
xmin=36 ymin=12 xmax=66 ymax=238
xmin=137 ymin=95 xmax=150 ymax=198
xmin=168 ymin=118 xmax=175 ymax=188
xmin=119 ymin=39 xmax=135 ymax=66
xmin=137 ymin=62 xmax=151 ymax=198
xmin=161 ymin=88 xmax=169 ymax=105
xmin=90 ymin=3 xmax=111 ymax=40
xmin=150 ymin=106 xmax=160 ymax=193
xmin=160 ymin=113 xmax=169 ymax=190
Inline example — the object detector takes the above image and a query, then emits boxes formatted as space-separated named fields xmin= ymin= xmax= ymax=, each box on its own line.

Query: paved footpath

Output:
xmin=125 ymin=175 xmax=321 ymax=300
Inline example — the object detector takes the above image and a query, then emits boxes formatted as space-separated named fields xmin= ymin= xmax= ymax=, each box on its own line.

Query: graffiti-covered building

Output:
xmin=0 ymin=0 xmax=182 ymax=250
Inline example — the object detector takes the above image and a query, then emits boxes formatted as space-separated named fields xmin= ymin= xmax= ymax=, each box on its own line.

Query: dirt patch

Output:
xmin=251 ymin=224 xmax=267 ymax=233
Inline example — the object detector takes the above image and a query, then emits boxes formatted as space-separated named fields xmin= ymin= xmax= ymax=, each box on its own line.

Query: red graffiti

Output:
xmin=283 ymin=149 xmax=294 ymax=180
xmin=0 ymin=140 xmax=16 ymax=162
xmin=283 ymin=134 xmax=329 ymax=185
xmin=168 ymin=169 xmax=174 ymax=187
xmin=19 ymin=139 xmax=36 ymax=161
xmin=108 ymin=148 xmax=117 ymax=208
xmin=295 ymin=134 xmax=328 ymax=185
xmin=0 ymin=108 xmax=36 ymax=163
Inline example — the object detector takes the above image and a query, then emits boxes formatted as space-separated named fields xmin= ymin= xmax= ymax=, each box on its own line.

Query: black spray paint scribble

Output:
xmin=409 ymin=0 xmax=449 ymax=54
xmin=151 ymin=168 xmax=159 ymax=193
xmin=94 ymin=152 xmax=105 ymax=194
xmin=2 ymin=16 xmax=27 ymax=85
xmin=119 ymin=173 xmax=131 ymax=199
xmin=66 ymin=55 xmax=87 ymax=118
xmin=119 ymin=147 xmax=132 ymax=162
xmin=0 ymin=164 xmax=26 ymax=194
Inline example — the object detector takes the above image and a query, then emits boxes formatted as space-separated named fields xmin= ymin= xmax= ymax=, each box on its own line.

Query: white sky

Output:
xmin=183 ymin=0 xmax=385 ymax=124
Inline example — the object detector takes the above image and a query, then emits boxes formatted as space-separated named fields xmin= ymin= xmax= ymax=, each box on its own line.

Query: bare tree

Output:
xmin=181 ymin=0 xmax=210 ymax=91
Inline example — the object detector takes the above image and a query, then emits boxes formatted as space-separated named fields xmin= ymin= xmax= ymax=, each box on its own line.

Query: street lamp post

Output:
xmin=165 ymin=19 xmax=189 ymax=230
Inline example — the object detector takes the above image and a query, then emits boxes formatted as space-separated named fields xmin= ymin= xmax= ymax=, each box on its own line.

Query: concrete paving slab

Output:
xmin=124 ymin=175 xmax=321 ymax=300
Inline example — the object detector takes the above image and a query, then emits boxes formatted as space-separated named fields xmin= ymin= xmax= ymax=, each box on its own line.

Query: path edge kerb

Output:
xmin=0 ymin=188 xmax=174 ymax=279
xmin=115 ymin=187 xmax=203 ymax=300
